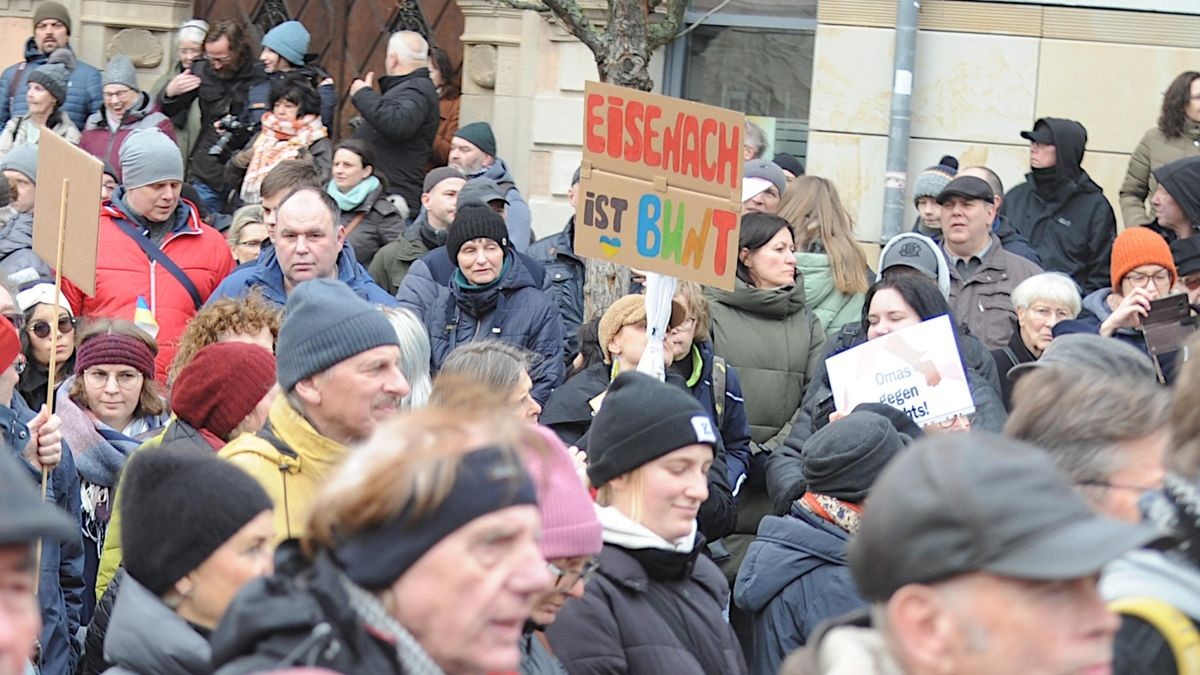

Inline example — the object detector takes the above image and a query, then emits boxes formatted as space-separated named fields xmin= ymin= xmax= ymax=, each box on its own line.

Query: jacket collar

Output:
xmin=268 ymin=395 xmax=347 ymax=471
xmin=379 ymin=67 xmax=431 ymax=93
xmin=105 ymin=189 xmax=204 ymax=239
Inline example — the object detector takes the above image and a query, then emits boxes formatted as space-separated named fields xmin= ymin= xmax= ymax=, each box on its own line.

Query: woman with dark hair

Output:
xmin=429 ymin=47 xmax=460 ymax=167
xmin=326 ymin=138 xmax=406 ymax=265
xmin=229 ymin=74 xmax=330 ymax=205
xmin=15 ymin=282 xmax=76 ymax=412
xmin=1121 ymin=71 xmax=1200 ymax=228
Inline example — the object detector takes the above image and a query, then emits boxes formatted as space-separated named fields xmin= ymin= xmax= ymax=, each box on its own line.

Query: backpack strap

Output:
xmin=1110 ymin=596 xmax=1200 ymax=675
xmin=712 ymin=355 xmax=727 ymax=428
xmin=7 ymin=62 xmax=27 ymax=113
xmin=343 ymin=212 xmax=367 ymax=237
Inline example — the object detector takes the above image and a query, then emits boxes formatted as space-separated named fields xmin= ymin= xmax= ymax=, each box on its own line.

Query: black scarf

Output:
xmin=1031 ymin=166 xmax=1063 ymax=202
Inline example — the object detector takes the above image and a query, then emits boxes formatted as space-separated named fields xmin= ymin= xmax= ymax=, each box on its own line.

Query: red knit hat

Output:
xmin=1111 ymin=227 xmax=1177 ymax=291
xmin=0 ymin=317 xmax=19 ymax=373
xmin=170 ymin=342 xmax=276 ymax=441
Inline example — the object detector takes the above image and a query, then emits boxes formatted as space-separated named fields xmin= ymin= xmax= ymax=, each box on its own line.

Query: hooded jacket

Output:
xmin=0 ymin=211 xmax=52 ymax=281
xmin=777 ymin=609 xmax=905 ymax=675
xmin=468 ymin=157 xmax=534 ymax=252
xmin=217 ymin=396 xmax=348 ymax=543
xmin=734 ymin=506 xmax=865 ymax=675
xmin=1000 ymin=118 xmax=1117 ymax=294
xmin=1149 ymin=156 xmax=1200 ymax=240
xmin=368 ymin=211 xmax=439 ymax=295
xmin=206 ymin=241 xmax=397 ymax=308
xmin=338 ymin=182 xmax=406 ymax=266
xmin=1121 ymin=121 xmax=1200 ymax=228
xmin=0 ymin=40 xmax=102 ymax=130
xmin=350 ymin=68 xmax=440 ymax=215
xmin=878 ymin=232 xmax=952 ymax=299
xmin=795 ymin=250 xmax=867 ymax=339
xmin=529 ymin=217 xmax=585 ymax=364
xmin=79 ymin=91 xmax=176 ymax=179
xmin=396 ymin=250 xmax=564 ymax=404
xmin=101 ymin=574 xmax=213 ymax=675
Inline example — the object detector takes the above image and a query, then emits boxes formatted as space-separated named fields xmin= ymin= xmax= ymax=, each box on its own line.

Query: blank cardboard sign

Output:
xmin=32 ymin=131 xmax=101 ymax=296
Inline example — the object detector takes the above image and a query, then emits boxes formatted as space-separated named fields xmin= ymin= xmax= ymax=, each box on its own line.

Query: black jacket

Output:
xmin=1000 ymin=118 xmax=1116 ymax=294
xmin=350 ymin=68 xmax=439 ymax=214
xmin=990 ymin=326 xmax=1038 ymax=411
xmin=160 ymin=57 xmax=268 ymax=192
xmin=339 ymin=184 xmax=406 ymax=266
xmin=528 ymin=217 xmax=585 ymax=366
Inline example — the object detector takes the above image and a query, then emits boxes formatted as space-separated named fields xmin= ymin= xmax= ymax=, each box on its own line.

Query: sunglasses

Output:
xmin=28 ymin=316 xmax=77 ymax=339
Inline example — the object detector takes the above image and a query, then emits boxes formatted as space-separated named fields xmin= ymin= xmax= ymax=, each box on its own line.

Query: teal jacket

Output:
xmin=795 ymin=251 xmax=867 ymax=339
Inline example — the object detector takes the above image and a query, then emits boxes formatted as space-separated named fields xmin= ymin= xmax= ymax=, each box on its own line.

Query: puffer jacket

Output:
xmin=0 ymin=211 xmax=51 ymax=281
xmin=945 ymin=232 xmax=1044 ymax=351
xmin=529 ymin=217 xmax=585 ymax=364
xmin=338 ymin=183 xmax=406 ymax=266
xmin=350 ymin=68 xmax=439 ymax=215
xmin=61 ymin=190 xmax=234 ymax=382
xmin=675 ymin=341 xmax=753 ymax=489
xmin=101 ymin=574 xmax=212 ymax=675
xmin=218 ymin=397 xmax=349 ymax=543
xmin=396 ymin=251 xmax=564 ymax=404
xmin=206 ymin=241 xmax=396 ymax=308
xmin=794 ymin=250 xmax=867 ymax=339
xmin=0 ymin=40 xmax=102 ymax=129
xmin=734 ymin=506 xmax=864 ymax=675
xmin=467 ymin=157 xmax=534 ymax=252
xmin=1000 ymin=117 xmax=1117 ymax=294
xmin=82 ymin=568 xmax=122 ymax=675
xmin=368 ymin=215 xmax=436 ymax=295
xmin=79 ymin=92 xmax=176 ymax=179
xmin=1120 ymin=122 xmax=1200 ymax=228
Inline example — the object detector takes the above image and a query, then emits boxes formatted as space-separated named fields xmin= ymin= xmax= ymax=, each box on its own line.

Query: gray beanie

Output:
xmin=0 ymin=144 xmax=39 ymax=183
xmin=276 ymin=279 xmax=400 ymax=392
xmin=27 ymin=48 xmax=73 ymax=105
xmin=103 ymin=55 xmax=138 ymax=91
xmin=119 ymin=129 xmax=183 ymax=189
xmin=912 ymin=155 xmax=958 ymax=202
xmin=803 ymin=410 xmax=907 ymax=503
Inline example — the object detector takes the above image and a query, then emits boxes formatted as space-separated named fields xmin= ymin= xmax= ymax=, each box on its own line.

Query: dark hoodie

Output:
xmin=1000 ymin=117 xmax=1117 ymax=294
xmin=1147 ymin=156 xmax=1200 ymax=242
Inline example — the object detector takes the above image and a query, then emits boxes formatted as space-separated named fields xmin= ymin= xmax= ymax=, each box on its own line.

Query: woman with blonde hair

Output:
xmin=776 ymin=175 xmax=871 ymax=336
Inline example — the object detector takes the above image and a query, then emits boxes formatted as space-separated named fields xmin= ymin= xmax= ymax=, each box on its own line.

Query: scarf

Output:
xmin=1031 ymin=165 xmax=1063 ymax=202
xmin=800 ymin=492 xmax=864 ymax=534
xmin=240 ymin=112 xmax=328 ymax=204
xmin=340 ymin=573 xmax=445 ymax=675
xmin=327 ymin=176 xmax=381 ymax=212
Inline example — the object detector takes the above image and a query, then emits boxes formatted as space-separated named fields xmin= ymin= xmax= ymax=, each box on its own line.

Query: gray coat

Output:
xmin=102 ymin=575 xmax=212 ymax=675
xmin=945 ymin=232 xmax=1043 ymax=351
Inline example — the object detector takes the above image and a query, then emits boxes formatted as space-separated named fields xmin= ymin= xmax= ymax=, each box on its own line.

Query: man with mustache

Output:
xmin=0 ymin=1 xmax=102 ymax=130
xmin=220 ymin=278 xmax=409 ymax=542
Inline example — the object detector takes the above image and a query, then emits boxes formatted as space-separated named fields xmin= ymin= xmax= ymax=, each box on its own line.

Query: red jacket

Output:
xmin=63 ymin=197 xmax=234 ymax=382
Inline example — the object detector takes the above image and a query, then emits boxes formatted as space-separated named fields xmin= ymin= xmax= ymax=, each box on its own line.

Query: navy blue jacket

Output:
xmin=679 ymin=341 xmax=753 ymax=489
xmin=734 ymin=506 xmax=864 ymax=675
xmin=0 ymin=40 xmax=101 ymax=129
xmin=206 ymin=243 xmax=397 ymax=308
xmin=529 ymin=218 xmax=585 ymax=365
xmin=396 ymin=251 xmax=564 ymax=404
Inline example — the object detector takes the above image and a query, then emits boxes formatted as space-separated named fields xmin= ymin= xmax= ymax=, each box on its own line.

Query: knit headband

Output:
xmin=333 ymin=446 xmax=538 ymax=590
xmin=75 ymin=334 xmax=155 ymax=379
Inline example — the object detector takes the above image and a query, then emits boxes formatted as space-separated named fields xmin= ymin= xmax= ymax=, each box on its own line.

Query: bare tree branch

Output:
xmin=540 ymin=0 xmax=606 ymax=55
xmin=646 ymin=0 xmax=688 ymax=50
xmin=494 ymin=0 xmax=552 ymax=10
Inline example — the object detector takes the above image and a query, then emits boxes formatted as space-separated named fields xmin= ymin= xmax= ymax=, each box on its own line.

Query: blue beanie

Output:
xmin=262 ymin=21 xmax=310 ymax=67
xmin=276 ymin=279 xmax=400 ymax=392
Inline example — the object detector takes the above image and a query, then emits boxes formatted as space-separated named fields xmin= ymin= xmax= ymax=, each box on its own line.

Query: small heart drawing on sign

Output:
xmin=599 ymin=236 xmax=621 ymax=258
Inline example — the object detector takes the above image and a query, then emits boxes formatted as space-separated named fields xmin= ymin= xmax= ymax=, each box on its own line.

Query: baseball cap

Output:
xmin=741 ymin=159 xmax=787 ymax=202
xmin=456 ymin=177 xmax=509 ymax=208
xmin=849 ymin=433 xmax=1165 ymax=602
xmin=1020 ymin=119 xmax=1055 ymax=145
xmin=879 ymin=233 xmax=940 ymax=281
xmin=935 ymin=176 xmax=994 ymax=205
xmin=1008 ymin=332 xmax=1156 ymax=382
xmin=0 ymin=449 xmax=76 ymax=546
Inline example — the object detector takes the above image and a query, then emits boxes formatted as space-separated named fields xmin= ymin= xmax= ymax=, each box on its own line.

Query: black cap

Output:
xmin=1020 ymin=119 xmax=1055 ymax=144
xmin=935 ymin=176 xmax=995 ymax=205
xmin=1172 ymin=237 xmax=1200 ymax=277
xmin=456 ymin=177 xmax=509 ymax=209
xmin=849 ymin=433 xmax=1164 ymax=602
xmin=0 ymin=450 xmax=76 ymax=546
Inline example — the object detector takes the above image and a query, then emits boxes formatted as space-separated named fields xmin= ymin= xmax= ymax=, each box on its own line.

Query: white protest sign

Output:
xmin=825 ymin=315 xmax=975 ymax=427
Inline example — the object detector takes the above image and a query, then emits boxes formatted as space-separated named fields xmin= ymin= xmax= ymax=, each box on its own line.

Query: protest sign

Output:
xmin=577 ymin=81 xmax=745 ymax=290
xmin=33 ymin=131 xmax=102 ymax=296
xmin=825 ymin=315 xmax=975 ymax=427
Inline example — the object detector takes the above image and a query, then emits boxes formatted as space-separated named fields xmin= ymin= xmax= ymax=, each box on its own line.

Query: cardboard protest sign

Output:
xmin=577 ymin=81 xmax=745 ymax=290
xmin=33 ymin=131 xmax=102 ymax=296
xmin=825 ymin=315 xmax=975 ymax=427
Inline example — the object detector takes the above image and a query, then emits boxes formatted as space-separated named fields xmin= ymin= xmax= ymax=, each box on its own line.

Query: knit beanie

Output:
xmin=1154 ymin=156 xmax=1200 ymax=230
xmin=120 ymin=129 xmax=184 ymax=190
xmin=587 ymin=372 xmax=718 ymax=487
xmin=261 ymin=20 xmax=310 ymax=67
xmin=27 ymin=49 xmax=73 ymax=106
xmin=119 ymin=447 xmax=273 ymax=596
xmin=454 ymin=121 xmax=497 ymax=157
xmin=912 ymin=155 xmax=959 ymax=203
xmin=803 ymin=410 xmax=908 ymax=503
xmin=0 ymin=318 xmax=19 ymax=373
xmin=525 ymin=426 xmax=602 ymax=559
xmin=75 ymin=333 xmax=155 ymax=379
xmin=772 ymin=152 xmax=805 ymax=178
xmin=33 ymin=2 xmax=71 ymax=33
xmin=445 ymin=203 xmax=509 ymax=261
xmin=102 ymin=55 xmax=138 ymax=91
xmin=422 ymin=166 xmax=465 ymax=195
xmin=1110 ymin=226 xmax=1177 ymax=291
xmin=1 ymin=144 xmax=38 ymax=183
xmin=276 ymin=279 xmax=400 ymax=392
xmin=171 ymin=343 xmax=277 ymax=440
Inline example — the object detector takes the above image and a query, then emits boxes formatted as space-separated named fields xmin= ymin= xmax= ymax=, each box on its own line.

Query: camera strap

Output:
xmin=111 ymin=217 xmax=204 ymax=310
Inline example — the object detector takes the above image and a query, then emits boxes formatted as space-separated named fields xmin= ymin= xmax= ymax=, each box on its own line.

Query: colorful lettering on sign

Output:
xmin=633 ymin=194 xmax=737 ymax=276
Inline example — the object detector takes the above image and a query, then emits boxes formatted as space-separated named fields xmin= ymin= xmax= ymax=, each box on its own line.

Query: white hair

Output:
xmin=1010 ymin=271 xmax=1082 ymax=316
xmin=382 ymin=307 xmax=432 ymax=409
xmin=177 ymin=22 xmax=208 ymax=46
xmin=387 ymin=31 xmax=429 ymax=65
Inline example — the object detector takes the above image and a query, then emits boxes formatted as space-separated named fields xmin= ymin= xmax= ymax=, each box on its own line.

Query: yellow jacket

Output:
xmin=218 ymin=396 xmax=348 ymax=543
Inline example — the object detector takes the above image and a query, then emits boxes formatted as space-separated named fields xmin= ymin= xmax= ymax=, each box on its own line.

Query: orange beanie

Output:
xmin=1110 ymin=227 xmax=1176 ymax=291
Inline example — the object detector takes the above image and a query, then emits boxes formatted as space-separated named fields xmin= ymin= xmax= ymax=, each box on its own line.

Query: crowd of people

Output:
xmin=1 ymin=3 xmax=1200 ymax=675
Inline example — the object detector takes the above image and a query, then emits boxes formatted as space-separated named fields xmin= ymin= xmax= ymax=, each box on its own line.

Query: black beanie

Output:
xmin=587 ymin=372 xmax=718 ymax=487
xmin=802 ymin=410 xmax=907 ymax=503
xmin=119 ymin=446 xmax=273 ymax=596
xmin=446 ymin=203 xmax=509 ymax=261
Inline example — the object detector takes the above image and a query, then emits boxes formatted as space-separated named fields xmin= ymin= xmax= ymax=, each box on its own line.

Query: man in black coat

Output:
xmin=349 ymin=30 xmax=440 ymax=216
xmin=1000 ymin=117 xmax=1117 ymax=295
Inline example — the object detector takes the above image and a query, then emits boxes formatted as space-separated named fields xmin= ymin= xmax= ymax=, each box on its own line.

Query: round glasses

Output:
xmin=28 ymin=315 xmax=76 ymax=339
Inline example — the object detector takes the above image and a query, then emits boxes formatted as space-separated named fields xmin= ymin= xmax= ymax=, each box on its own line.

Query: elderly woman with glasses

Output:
xmin=991 ymin=272 xmax=1082 ymax=410
xmin=226 ymin=204 xmax=268 ymax=266
xmin=15 ymin=282 xmax=77 ymax=411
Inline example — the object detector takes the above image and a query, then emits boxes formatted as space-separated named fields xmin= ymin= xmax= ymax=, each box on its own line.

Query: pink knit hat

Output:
xmin=524 ymin=426 xmax=603 ymax=560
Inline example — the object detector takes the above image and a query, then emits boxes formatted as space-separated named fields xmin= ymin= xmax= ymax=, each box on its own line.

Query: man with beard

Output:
xmin=160 ymin=20 xmax=267 ymax=216
xmin=0 ymin=2 xmax=101 ymax=129
xmin=219 ymin=278 xmax=409 ymax=542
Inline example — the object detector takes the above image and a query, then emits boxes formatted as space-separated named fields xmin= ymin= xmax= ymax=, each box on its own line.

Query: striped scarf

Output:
xmin=240 ymin=112 xmax=328 ymax=204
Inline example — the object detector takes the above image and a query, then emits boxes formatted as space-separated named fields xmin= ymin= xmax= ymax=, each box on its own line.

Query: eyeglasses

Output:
xmin=547 ymin=558 xmax=600 ymax=589
xmin=1182 ymin=274 xmax=1200 ymax=291
xmin=103 ymin=89 xmax=134 ymax=100
xmin=237 ymin=237 xmax=269 ymax=249
xmin=1125 ymin=270 xmax=1172 ymax=288
xmin=669 ymin=317 xmax=697 ymax=334
xmin=1076 ymin=479 xmax=1160 ymax=493
xmin=178 ymin=47 xmax=202 ymax=58
xmin=83 ymin=369 xmax=143 ymax=390
xmin=28 ymin=316 xmax=76 ymax=339
xmin=207 ymin=54 xmax=233 ymax=65
xmin=2 ymin=312 xmax=25 ymax=332
xmin=934 ymin=413 xmax=974 ymax=430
